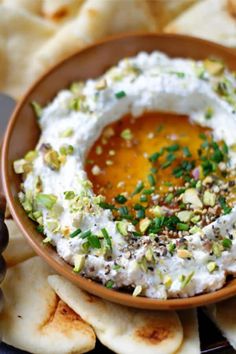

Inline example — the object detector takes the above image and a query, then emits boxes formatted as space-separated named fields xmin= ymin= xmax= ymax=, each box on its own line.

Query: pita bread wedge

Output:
xmin=0 ymin=4 xmax=56 ymax=98
xmin=207 ymin=297 xmax=236 ymax=349
xmin=164 ymin=0 xmax=236 ymax=47
xmin=177 ymin=309 xmax=200 ymax=354
xmin=0 ymin=257 xmax=96 ymax=354
xmin=48 ymin=275 xmax=183 ymax=354
xmin=2 ymin=0 xmax=43 ymax=16
xmin=42 ymin=0 xmax=84 ymax=22
xmin=3 ymin=219 xmax=35 ymax=267
xmin=147 ymin=0 xmax=198 ymax=31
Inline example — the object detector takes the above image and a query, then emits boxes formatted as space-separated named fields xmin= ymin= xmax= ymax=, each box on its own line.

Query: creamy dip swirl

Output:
xmin=15 ymin=51 xmax=236 ymax=299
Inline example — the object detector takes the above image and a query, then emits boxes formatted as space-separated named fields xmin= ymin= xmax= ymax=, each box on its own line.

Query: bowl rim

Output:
xmin=2 ymin=32 xmax=236 ymax=310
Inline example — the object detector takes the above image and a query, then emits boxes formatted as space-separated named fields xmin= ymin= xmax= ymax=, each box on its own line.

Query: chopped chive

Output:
xmin=99 ymin=202 xmax=116 ymax=210
xmin=118 ymin=206 xmax=132 ymax=220
xmin=148 ymin=174 xmax=156 ymax=187
xmin=166 ymin=144 xmax=180 ymax=152
xmin=177 ymin=223 xmax=189 ymax=231
xmin=112 ymin=264 xmax=122 ymax=270
xmin=106 ymin=280 xmax=114 ymax=288
xmin=88 ymin=234 xmax=101 ymax=248
xmin=149 ymin=151 xmax=162 ymax=163
xmin=142 ymin=188 xmax=154 ymax=195
xmin=115 ymin=194 xmax=127 ymax=204
xmin=164 ymin=181 xmax=173 ymax=187
xmin=222 ymin=141 xmax=229 ymax=155
xmin=219 ymin=196 xmax=232 ymax=214
xmin=115 ymin=90 xmax=126 ymax=99
xmin=222 ymin=238 xmax=232 ymax=249
xmin=70 ymin=228 xmax=82 ymax=238
xmin=165 ymin=193 xmax=174 ymax=204
xmin=136 ymin=209 xmax=145 ymax=219
xmin=150 ymin=167 xmax=158 ymax=174
xmin=199 ymin=133 xmax=207 ymax=140
xmin=101 ymin=228 xmax=112 ymax=250
xmin=140 ymin=194 xmax=148 ymax=202
xmin=182 ymin=147 xmax=192 ymax=158
xmin=80 ymin=230 xmax=92 ymax=239
xmin=36 ymin=225 xmax=44 ymax=234
xmin=131 ymin=181 xmax=144 ymax=196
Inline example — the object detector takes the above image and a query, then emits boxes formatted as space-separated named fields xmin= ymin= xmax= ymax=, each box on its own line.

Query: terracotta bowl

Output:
xmin=2 ymin=33 xmax=236 ymax=310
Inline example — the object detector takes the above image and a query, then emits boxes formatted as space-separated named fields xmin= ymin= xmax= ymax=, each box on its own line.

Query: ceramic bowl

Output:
xmin=2 ymin=33 xmax=236 ymax=310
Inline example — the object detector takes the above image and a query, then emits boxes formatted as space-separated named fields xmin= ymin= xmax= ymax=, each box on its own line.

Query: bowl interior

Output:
xmin=3 ymin=33 xmax=236 ymax=310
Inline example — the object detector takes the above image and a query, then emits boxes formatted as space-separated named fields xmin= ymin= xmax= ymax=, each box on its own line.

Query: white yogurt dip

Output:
xmin=14 ymin=51 xmax=236 ymax=299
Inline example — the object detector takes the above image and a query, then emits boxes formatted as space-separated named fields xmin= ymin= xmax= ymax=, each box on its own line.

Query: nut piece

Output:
xmin=183 ymin=188 xmax=203 ymax=209
xmin=177 ymin=249 xmax=192 ymax=259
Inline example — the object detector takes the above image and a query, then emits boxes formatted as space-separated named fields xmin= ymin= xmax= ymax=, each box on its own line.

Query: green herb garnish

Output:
xmin=115 ymin=91 xmax=126 ymax=99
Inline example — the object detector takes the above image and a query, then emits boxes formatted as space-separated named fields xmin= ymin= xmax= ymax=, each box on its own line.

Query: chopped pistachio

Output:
xmin=132 ymin=285 xmax=142 ymax=297
xmin=163 ymin=275 xmax=172 ymax=288
xmin=116 ymin=221 xmax=129 ymax=236
xmin=32 ymin=211 xmax=42 ymax=220
xmin=31 ymin=101 xmax=42 ymax=119
xmin=22 ymin=199 xmax=33 ymax=213
xmin=120 ymin=128 xmax=133 ymax=140
xmin=139 ymin=218 xmax=151 ymax=233
xmin=191 ymin=215 xmax=201 ymax=224
xmin=95 ymin=78 xmax=107 ymax=90
xmin=207 ymin=261 xmax=217 ymax=273
xmin=230 ymin=143 xmax=236 ymax=152
xmin=64 ymin=191 xmax=75 ymax=200
xmin=212 ymin=242 xmax=222 ymax=257
xmin=205 ymin=107 xmax=214 ymax=120
xmin=177 ymin=210 xmax=193 ymax=223
xmin=43 ymin=236 xmax=52 ymax=244
xmin=149 ymin=205 xmax=165 ymax=217
xmin=24 ymin=150 xmax=38 ymax=162
xmin=145 ymin=248 xmax=154 ymax=262
xmin=70 ymin=81 xmax=84 ymax=94
xmin=73 ymin=254 xmax=85 ymax=273
xmin=46 ymin=220 xmax=60 ymax=233
xmin=59 ymin=128 xmax=74 ymax=138
xmin=93 ymin=195 xmax=105 ymax=205
xmin=59 ymin=144 xmax=74 ymax=155
xmin=180 ymin=271 xmax=194 ymax=288
xmin=177 ymin=249 xmax=192 ymax=258
xmin=44 ymin=150 xmax=60 ymax=170
xmin=13 ymin=159 xmax=26 ymax=174
xmin=36 ymin=193 xmax=57 ymax=210
xmin=137 ymin=257 xmax=148 ymax=272
xmin=203 ymin=190 xmax=216 ymax=207
xmin=204 ymin=59 xmax=224 ymax=76
xmin=182 ymin=188 xmax=203 ymax=209
xmin=189 ymin=226 xmax=201 ymax=234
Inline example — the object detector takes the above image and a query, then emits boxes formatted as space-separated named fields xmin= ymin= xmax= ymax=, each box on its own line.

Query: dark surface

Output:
xmin=0 ymin=308 xmax=235 ymax=354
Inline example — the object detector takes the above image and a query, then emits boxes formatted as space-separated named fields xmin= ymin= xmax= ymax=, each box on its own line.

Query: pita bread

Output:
xmin=0 ymin=0 xmax=156 ymax=99
xmin=147 ymin=0 xmax=198 ymax=31
xmin=42 ymin=0 xmax=84 ymax=22
xmin=3 ymin=219 xmax=35 ymax=267
xmin=177 ymin=310 xmax=200 ymax=354
xmin=164 ymin=0 xmax=236 ymax=47
xmin=207 ymin=297 xmax=236 ymax=349
xmin=48 ymin=275 xmax=183 ymax=354
xmin=0 ymin=257 xmax=96 ymax=354
xmin=2 ymin=0 xmax=43 ymax=15
xmin=0 ymin=4 xmax=56 ymax=98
